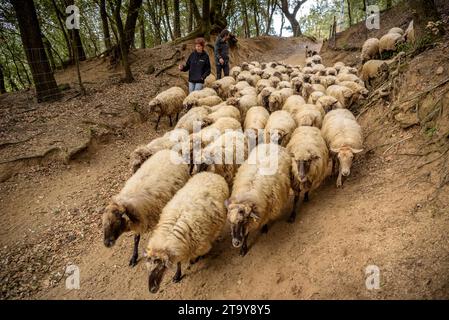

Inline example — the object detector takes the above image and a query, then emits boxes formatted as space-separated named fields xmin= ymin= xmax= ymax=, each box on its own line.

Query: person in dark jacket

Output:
xmin=214 ymin=29 xmax=231 ymax=79
xmin=179 ymin=37 xmax=211 ymax=93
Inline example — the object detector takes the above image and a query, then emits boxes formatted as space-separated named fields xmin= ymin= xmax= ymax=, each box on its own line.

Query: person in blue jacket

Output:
xmin=179 ymin=37 xmax=211 ymax=93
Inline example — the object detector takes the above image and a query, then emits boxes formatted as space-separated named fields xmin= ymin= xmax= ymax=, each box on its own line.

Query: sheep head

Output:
xmin=146 ymin=251 xmax=172 ymax=294
xmin=148 ymin=99 xmax=161 ymax=114
xmin=330 ymin=146 xmax=363 ymax=177
xmin=102 ymin=202 xmax=131 ymax=248
xmin=296 ymin=156 xmax=320 ymax=185
xmin=225 ymin=197 xmax=260 ymax=249
xmin=268 ymin=92 xmax=282 ymax=113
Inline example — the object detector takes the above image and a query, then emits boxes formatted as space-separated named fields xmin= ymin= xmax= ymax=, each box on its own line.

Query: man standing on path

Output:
xmin=214 ymin=29 xmax=231 ymax=79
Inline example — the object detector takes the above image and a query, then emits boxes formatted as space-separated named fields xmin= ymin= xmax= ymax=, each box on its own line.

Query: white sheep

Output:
xmin=244 ymin=106 xmax=270 ymax=146
xmin=183 ymin=87 xmax=218 ymax=110
xmin=227 ymin=94 xmax=258 ymax=121
xmin=103 ymin=149 xmax=190 ymax=266
xmin=361 ymin=38 xmax=380 ymax=63
xmin=338 ymin=81 xmax=369 ymax=103
xmin=321 ymin=109 xmax=363 ymax=187
xmin=146 ymin=172 xmax=229 ymax=293
xmin=212 ymin=76 xmax=236 ymax=99
xmin=290 ymin=104 xmax=323 ymax=128
xmin=229 ymin=81 xmax=251 ymax=97
xmin=235 ymin=86 xmax=257 ymax=98
xmin=379 ymin=32 xmax=404 ymax=57
xmin=264 ymin=110 xmax=296 ymax=147
xmin=277 ymin=81 xmax=292 ymax=89
xmin=148 ymin=86 xmax=187 ymax=130
xmin=286 ymin=126 xmax=331 ymax=221
xmin=282 ymin=95 xmax=306 ymax=114
xmin=130 ymin=129 xmax=189 ymax=173
xmin=326 ymin=84 xmax=355 ymax=109
xmin=268 ymin=88 xmax=294 ymax=113
xmin=226 ymin=143 xmax=292 ymax=255
xmin=204 ymin=74 xmax=216 ymax=88
xmin=388 ymin=27 xmax=404 ymax=35
xmin=301 ymin=83 xmax=326 ymax=102
xmin=307 ymin=91 xmax=325 ymax=104
xmin=230 ymin=66 xmax=242 ymax=79
xmin=257 ymin=86 xmax=276 ymax=109
xmin=197 ymin=95 xmax=223 ymax=107
xmin=316 ymin=95 xmax=343 ymax=113
xmin=175 ymin=106 xmax=210 ymax=133
xmin=204 ymin=105 xmax=241 ymax=123
xmin=192 ymin=131 xmax=248 ymax=186
xmin=256 ymin=79 xmax=273 ymax=94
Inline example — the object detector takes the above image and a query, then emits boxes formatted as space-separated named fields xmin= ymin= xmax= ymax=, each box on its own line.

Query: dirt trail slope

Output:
xmin=1 ymin=36 xmax=449 ymax=300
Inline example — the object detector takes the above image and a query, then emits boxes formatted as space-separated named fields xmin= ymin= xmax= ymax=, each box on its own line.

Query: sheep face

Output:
xmin=268 ymin=93 xmax=282 ymax=113
xmin=102 ymin=203 xmax=131 ymax=248
xmin=296 ymin=157 xmax=319 ymax=184
xmin=225 ymin=200 xmax=259 ymax=248
xmin=331 ymin=146 xmax=363 ymax=177
xmin=146 ymin=255 xmax=170 ymax=294
xmin=148 ymin=100 xmax=161 ymax=114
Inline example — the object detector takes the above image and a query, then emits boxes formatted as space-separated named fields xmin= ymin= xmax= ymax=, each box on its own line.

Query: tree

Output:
xmin=278 ymin=0 xmax=308 ymax=37
xmin=63 ymin=0 xmax=87 ymax=61
xmin=409 ymin=0 xmax=439 ymax=38
xmin=11 ymin=0 xmax=60 ymax=102
xmin=347 ymin=0 xmax=352 ymax=26
xmin=0 ymin=64 xmax=6 ymax=94
xmin=99 ymin=0 xmax=112 ymax=50
xmin=124 ymin=0 xmax=144 ymax=49
xmin=173 ymin=0 xmax=181 ymax=38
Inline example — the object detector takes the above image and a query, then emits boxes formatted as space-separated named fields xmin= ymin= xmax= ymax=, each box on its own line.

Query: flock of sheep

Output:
xmin=101 ymin=49 xmax=372 ymax=295
xmin=360 ymin=22 xmax=414 ymax=88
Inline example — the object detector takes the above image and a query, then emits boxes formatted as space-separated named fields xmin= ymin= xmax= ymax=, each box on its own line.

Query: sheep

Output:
xmin=280 ymin=74 xmax=290 ymax=82
xmin=212 ymin=76 xmax=236 ymax=99
xmin=336 ymin=73 xmax=365 ymax=87
xmin=333 ymin=62 xmax=345 ymax=72
xmin=290 ymin=104 xmax=323 ymax=128
xmin=268 ymin=76 xmax=281 ymax=88
xmin=388 ymin=27 xmax=404 ymax=35
xmin=244 ymin=106 xmax=270 ymax=146
xmin=256 ymin=79 xmax=273 ymax=93
xmin=235 ymin=86 xmax=257 ymax=98
xmin=379 ymin=32 xmax=404 ymax=57
xmin=404 ymin=20 xmax=415 ymax=44
xmin=183 ymin=87 xmax=218 ymax=110
xmin=277 ymin=81 xmax=292 ymax=89
xmin=338 ymin=81 xmax=369 ymax=103
xmin=291 ymin=76 xmax=304 ymax=94
xmin=148 ymin=86 xmax=187 ymax=130
xmin=197 ymin=95 xmax=223 ymax=107
xmin=130 ymin=129 xmax=189 ymax=173
xmin=230 ymin=66 xmax=242 ymax=79
xmin=237 ymin=70 xmax=252 ymax=82
xmin=146 ymin=172 xmax=229 ymax=293
xmin=225 ymin=143 xmax=292 ymax=255
xmin=338 ymin=66 xmax=358 ymax=75
xmin=250 ymin=67 xmax=264 ymax=76
xmin=312 ymin=64 xmax=326 ymax=75
xmin=321 ymin=109 xmax=363 ymax=187
xmin=286 ymin=126 xmax=331 ymax=222
xmin=268 ymin=88 xmax=294 ymax=113
xmin=360 ymin=60 xmax=388 ymax=87
xmin=311 ymin=54 xmax=322 ymax=64
xmin=204 ymin=74 xmax=216 ymax=88
xmin=307 ymin=91 xmax=325 ymax=104
xmin=282 ymin=95 xmax=306 ymax=114
xmin=187 ymin=117 xmax=242 ymax=150
xmin=316 ymin=95 xmax=343 ymax=113
xmin=257 ymin=86 xmax=276 ymax=109
xmin=227 ymin=94 xmax=258 ymax=121
xmin=264 ymin=110 xmax=296 ymax=147
xmin=301 ymin=83 xmax=326 ymax=102
xmin=203 ymin=105 xmax=241 ymax=124
xmin=361 ymin=38 xmax=380 ymax=63
xmin=103 ymin=149 xmax=190 ymax=267
xmin=174 ymin=106 xmax=210 ymax=133
xmin=325 ymin=67 xmax=337 ymax=76
xmin=229 ymin=81 xmax=251 ymax=96
xmin=250 ymin=61 xmax=261 ymax=68
xmin=326 ymin=85 xmax=355 ymax=109
xmin=191 ymin=131 xmax=248 ymax=186
xmin=302 ymin=66 xmax=314 ymax=74
xmin=320 ymin=75 xmax=337 ymax=88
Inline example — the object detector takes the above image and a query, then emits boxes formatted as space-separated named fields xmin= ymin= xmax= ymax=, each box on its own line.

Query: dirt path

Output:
xmin=1 ymin=37 xmax=449 ymax=300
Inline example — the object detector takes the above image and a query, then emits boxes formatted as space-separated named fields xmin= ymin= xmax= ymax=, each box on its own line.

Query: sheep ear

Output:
xmin=351 ymin=148 xmax=364 ymax=154
xmin=330 ymin=147 xmax=340 ymax=154
xmin=250 ymin=211 xmax=260 ymax=221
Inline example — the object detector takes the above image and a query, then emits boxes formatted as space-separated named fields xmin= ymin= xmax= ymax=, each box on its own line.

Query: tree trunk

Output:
xmin=100 ymin=0 xmax=112 ymax=51
xmin=72 ymin=29 xmax=86 ymax=95
xmin=280 ymin=13 xmax=285 ymax=37
xmin=253 ymin=0 xmax=260 ymax=37
xmin=124 ymin=0 xmax=143 ymax=50
xmin=347 ymin=0 xmax=352 ymax=26
xmin=242 ymin=1 xmax=250 ymax=38
xmin=147 ymin=0 xmax=162 ymax=45
xmin=163 ymin=0 xmax=174 ymax=40
xmin=0 ymin=64 xmax=6 ymax=94
xmin=11 ymin=0 xmax=60 ymax=102
xmin=173 ymin=0 xmax=181 ymax=38
xmin=386 ymin=0 xmax=392 ymax=9
xmin=43 ymin=35 xmax=56 ymax=71
xmin=409 ymin=0 xmax=440 ymax=38
xmin=51 ymin=0 xmax=73 ymax=64
xmin=187 ymin=0 xmax=194 ymax=32
xmin=202 ymin=0 xmax=211 ymax=40
xmin=265 ymin=0 xmax=276 ymax=35
xmin=279 ymin=0 xmax=304 ymax=37
xmin=139 ymin=12 xmax=146 ymax=48
xmin=64 ymin=0 xmax=86 ymax=61
xmin=113 ymin=0 xmax=134 ymax=82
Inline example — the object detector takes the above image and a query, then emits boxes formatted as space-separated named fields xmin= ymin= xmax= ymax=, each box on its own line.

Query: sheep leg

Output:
xmin=240 ymin=235 xmax=248 ymax=257
xmin=129 ymin=234 xmax=140 ymax=267
xmin=336 ymin=171 xmax=343 ymax=188
xmin=176 ymin=113 xmax=179 ymax=122
xmin=304 ymin=192 xmax=309 ymax=202
xmin=169 ymin=115 xmax=173 ymax=126
xmin=261 ymin=224 xmax=269 ymax=234
xmin=288 ymin=193 xmax=301 ymax=223
xmin=172 ymin=262 xmax=184 ymax=283
xmin=155 ymin=115 xmax=162 ymax=130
